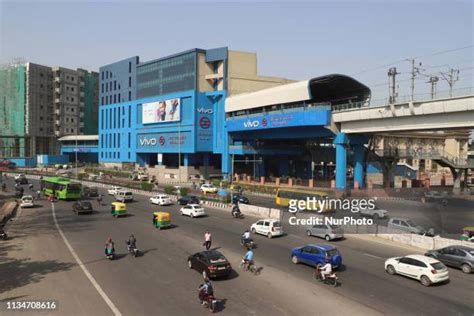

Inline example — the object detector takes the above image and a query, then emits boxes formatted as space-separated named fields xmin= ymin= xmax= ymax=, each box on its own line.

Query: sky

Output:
xmin=1 ymin=0 xmax=473 ymax=103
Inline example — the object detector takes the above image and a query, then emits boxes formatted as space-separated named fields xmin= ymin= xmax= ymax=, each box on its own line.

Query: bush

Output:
xmin=164 ymin=185 xmax=175 ymax=195
xmin=179 ymin=187 xmax=189 ymax=197
xmin=141 ymin=182 xmax=153 ymax=191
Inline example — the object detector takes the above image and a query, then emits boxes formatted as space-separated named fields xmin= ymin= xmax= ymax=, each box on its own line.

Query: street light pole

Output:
xmin=178 ymin=120 xmax=181 ymax=183
xmin=75 ymin=133 xmax=78 ymax=179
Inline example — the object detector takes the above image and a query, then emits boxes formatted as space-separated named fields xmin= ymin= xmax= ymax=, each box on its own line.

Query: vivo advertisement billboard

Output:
xmin=142 ymin=98 xmax=181 ymax=124
xmin=136 ymin=131 xmax=193 ymax=152
xmin=226 ymin=109 xmax=330 ymax=132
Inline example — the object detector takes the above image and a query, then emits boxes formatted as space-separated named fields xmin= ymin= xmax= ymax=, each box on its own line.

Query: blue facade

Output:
xmin=99 ymin=56 xmax=139 ymax=106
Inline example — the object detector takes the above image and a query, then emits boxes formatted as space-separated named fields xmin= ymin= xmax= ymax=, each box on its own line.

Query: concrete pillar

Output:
xmin=276 ymin=178 xmax=280 ymax=186
xmin=353 ymin=144 xmax=365 ymax=189
xmin=333 ymin=133 xmax=348 ymax=190
xmin=288 ymin=178 xmax=294 ymax=187
xmin=183 ymin=154 xmax=189 ymax=167
xmin=221 ymin=135 xmax=231 ymax=180
xmin=260 ymin=176 xmax=265 ymax=185
xmin=308 ymin=179 xmax=314 ymax=188
xmin=157 ymin=153 xmax=163 ymax=166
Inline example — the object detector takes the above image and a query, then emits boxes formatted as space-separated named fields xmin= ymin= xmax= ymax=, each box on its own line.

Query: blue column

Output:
xmin=221 ymin=135 xmax=231 ymax=180
xmin=203 ymin=153 xmax=210 ymax=179
xmin=354 ymin=145 xmax=365 ymax=188
xmin=333 ymin=133 xmax=348 ymax=190
xmin=183 ymin=154 xmax=189 ymax=167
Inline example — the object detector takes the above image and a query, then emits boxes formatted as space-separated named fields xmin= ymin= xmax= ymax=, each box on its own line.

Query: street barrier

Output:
xmin=239 ymin=204 xmax=281 ymax=219
xmin=0 ymin=201 xmax=18 ymax=224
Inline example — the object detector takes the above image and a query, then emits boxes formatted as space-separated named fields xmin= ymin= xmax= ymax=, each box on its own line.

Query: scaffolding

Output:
xmin=0 ymin=63 xmax=26 ymax=157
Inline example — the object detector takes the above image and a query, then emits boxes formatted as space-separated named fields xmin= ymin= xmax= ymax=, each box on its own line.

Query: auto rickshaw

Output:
xmin=460 ymin=227 xmax=474 ymax=241
xmin=153 ymin=211 xmax=171 ymax=229
xmin=111 ymin=202 xmax=127 ymax=217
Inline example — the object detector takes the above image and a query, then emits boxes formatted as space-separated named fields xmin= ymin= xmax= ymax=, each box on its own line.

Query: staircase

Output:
xmin=373 ymin=149 xmax=474 ymax=169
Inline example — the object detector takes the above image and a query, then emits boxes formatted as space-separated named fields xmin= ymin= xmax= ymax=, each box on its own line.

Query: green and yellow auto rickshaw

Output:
xmin=111 ymin=202 xmax=127 ymax=217
xmin=460 ymin=227 xmax=474 ymax=241
xmin=153 ymin=211 xmax=171 ymax=229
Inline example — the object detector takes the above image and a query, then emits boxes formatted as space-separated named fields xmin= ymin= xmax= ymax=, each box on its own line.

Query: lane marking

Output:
xmin=51 ymin=203 xmax=122 ymax=316
xmin=363 ymin=253 xmax=385 ymax=260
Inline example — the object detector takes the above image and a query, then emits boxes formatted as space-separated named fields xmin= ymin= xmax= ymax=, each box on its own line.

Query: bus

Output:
xmin=41 ymin=177 xmax=82 ymax=200
xmin=276 ymin=188 xmax=332 ymax=212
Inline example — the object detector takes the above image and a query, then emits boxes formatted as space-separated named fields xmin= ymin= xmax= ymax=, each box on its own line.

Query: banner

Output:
xmin=142 ymin=98 xmax=180 ymax=124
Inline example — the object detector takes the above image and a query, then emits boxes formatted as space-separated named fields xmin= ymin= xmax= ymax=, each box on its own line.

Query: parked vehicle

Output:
xmin=232 ymin=194 xmax=249 ymax=204
xmin=72 ymin=201 xmax=93 ymax=214
xmin=20 ymin=195 xmax=35 ymax=208
xmin=201 ymin=184 xmax=218 ymax=194
xmin=291 ymin=244 xmax=342 ymax=269
xmin=177 ymin=195 xmax=200 ymax=205
xmin=107 ymin=186 xmax=122 ymax=195
xmin=114 ymin=190 xmax=133 ymax=202
xmin=359 ymin=206 xmax=388 ymax=219
xmin=187 ymin=250 xmax=232 ymax=279
xmin=150 ymin=194 xmax=172 ymax=206
xmin=387 ymin=218 xmax=425 ymax=234
xmin=250 ymin=219 xmax=283 ymax=238
xmin=306 ymin=224 xmax=344 ymax=241
xmin=425 ymin=246 xmax=474 ymax=274
xmin=180 ymin=204 xmax=206 ymax=218
xmin=385 ymin=254 xmax=449 ymax=286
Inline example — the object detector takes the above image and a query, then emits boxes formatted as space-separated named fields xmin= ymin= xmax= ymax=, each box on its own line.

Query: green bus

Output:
xmin=41 ymin=177 xmax=82 ymax=200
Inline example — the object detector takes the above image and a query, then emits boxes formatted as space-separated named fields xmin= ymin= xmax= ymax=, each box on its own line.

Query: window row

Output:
xmin=100 ymin=105 xmax=132 ymax=130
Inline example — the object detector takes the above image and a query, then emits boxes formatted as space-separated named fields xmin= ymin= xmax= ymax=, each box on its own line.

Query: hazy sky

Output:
xmin=1 ymin=0 xmax=472 ymax=103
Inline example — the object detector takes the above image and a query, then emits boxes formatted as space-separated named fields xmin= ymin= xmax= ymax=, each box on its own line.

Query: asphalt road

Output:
xmin=1 ymin=178 xmax=473 ymax=315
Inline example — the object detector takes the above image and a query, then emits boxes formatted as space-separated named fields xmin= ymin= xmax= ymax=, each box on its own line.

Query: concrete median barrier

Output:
xmin=239 ymin=204 xmax=281 ymax=219
xmin=0 ymin=201 xmax=18 ymax=224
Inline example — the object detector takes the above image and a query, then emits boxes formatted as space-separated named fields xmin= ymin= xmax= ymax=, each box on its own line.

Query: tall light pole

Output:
xmin=75 ymin=133 xmax=78 ymax=179
xmin=178 ymin=119 xmax=181 ymax=183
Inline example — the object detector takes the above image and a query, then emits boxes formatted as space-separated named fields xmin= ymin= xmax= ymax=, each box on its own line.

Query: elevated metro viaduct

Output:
xmin=223 ymin=74 xmax=371 ymax=189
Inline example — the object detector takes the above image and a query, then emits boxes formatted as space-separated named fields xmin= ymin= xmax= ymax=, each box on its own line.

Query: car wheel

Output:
xmin=251 ymin=228 xmax=256 ymax=234
xmin=202 ymin=270 xmax=208 ymax=279
xmin=461 ymin=263 xmax=472 ymax=274
xmin=420 ymin=275 xmax=431 ymax=287
xmin=187 ymin=260 xmax=193 ymax=269
xmin=373 ymin=214 xmax=379 ymax=220
xmin=386 ymin=265 xmax=396 ymax=275
xmin=267 ymin=232 xmax=273 ymax=239
xmin=306 ymin=230 xmax=312 ymax=237
xmin=190 ymin=213 xmax=194 ymax=218
xmin=325 ymin=235 xmax=331 ymax=241
xmin=291 ymin=256 xmax=299 ymax=264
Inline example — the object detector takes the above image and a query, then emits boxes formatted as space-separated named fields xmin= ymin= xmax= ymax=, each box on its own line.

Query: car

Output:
xmin=14 ymin=174 xmax=28 ymax=184
xmin=187 ymin=250 xmax=232 ymax=279
xmin=291 ymin=244 xmax=342 ymax=269
xmin=425 ymin=246 xmax=474 ymax=274
xmin=250 ymin=219 xmax=283 ymax=238
xmin=232 ymin=194 xmax=249 ymax=204
xmin=385 ymin=254 xmax=449 ymax=286
xmin=306 ymin=224 xmax=344 ymax=241
xmin=201 ymin=184 xmax=218 ymax=194
xmin=14 ymin=173 xmax=25 ymax=180
xmin=424 ymin=191 xmax=449 ymax=200
xmin=359 ymin=206 xmax=388 ymax=219
xmin=72 ymin=201 xmax=93 ymax=214
xmin=115 ymin=190 xmax=133 ymax=202
xmin=108 ymin=186 xmax=122 ymax=195
xmin=180 ymin=204 xmax=206 ymax=218
xmin=177 ymin=195 xmax=200 ymax=205
xmin=387 ymin=217 xmax=425 ymax=234
xmin=82 ymin=186 xmax=99 ymax=197
xmin=150 ymin=194 xmax=172 ymax=206
xmin=20 ymin=195 xmax=34 ymax=208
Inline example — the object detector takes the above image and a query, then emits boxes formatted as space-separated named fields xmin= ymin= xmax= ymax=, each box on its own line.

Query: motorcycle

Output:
xmin=126 ymin=241 xmax=139 ymax=257
xmin=231 ymin=207 xmax=244 ymax=219
xmin=313 ymin=266 xmax=338 ymax=286
xmin=105 ymin=247 xmax=115 ymax=260
xmin=0 ymin=229 xmax=7 ymax=240
xmin=199 ymin=290 xmax=218 ymax=313
xmin=240 ymin=237 xmax=255 ymax=249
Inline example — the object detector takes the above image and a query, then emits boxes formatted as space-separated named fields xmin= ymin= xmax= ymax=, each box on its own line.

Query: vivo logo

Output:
xmin=139 ymin=137 xmax=157 ymax=146
xmin=244 ymin=120 xmax=260 ymax=128
xmin=197 ymin=107 xmax=213 ymax=114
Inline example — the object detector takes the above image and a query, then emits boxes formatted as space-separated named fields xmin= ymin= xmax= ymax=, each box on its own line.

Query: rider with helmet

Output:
xmin=241 ymin=229 xmax=251 ymax=245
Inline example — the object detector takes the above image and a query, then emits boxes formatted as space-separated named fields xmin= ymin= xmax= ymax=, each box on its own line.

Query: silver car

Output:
xmin=306 ymin=224 xmax=344 ymax=241
xmin=425 ymin=246 xmax=474 ymax=274
xmin=387 ymin=217 xmax=425 ymax=234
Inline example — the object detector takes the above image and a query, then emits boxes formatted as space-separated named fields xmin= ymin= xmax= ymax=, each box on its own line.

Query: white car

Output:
xmin=385 ymin=254 xmax=449 ymax=286
xmin=200 ymin=184 xmax=218 ymax=194
xmin=150 ymin=194 xmax=172 ymax=206
xmin=250 ymin=219 xmax=283 ymax=238
xmin=180 ymin=204 xmax=206 ymax=218
xmin=108 ymin=186 xmax=122 ymax=195
xmin=359 ymin=206 xmax=388 ymax=219
xmin=20 ymin=195 xmax=35 ymax=208
xmin=14 ymin=173 xmax=25 ymax=180
xmin=114 ymin=190 xmax=133 ymax=202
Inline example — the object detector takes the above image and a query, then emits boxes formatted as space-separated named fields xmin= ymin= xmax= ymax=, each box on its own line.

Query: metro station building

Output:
xmin=98 ymin=47 xmax=372 ymax=189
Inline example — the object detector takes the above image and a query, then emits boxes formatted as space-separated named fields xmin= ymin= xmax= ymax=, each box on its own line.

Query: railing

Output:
xmin=331 ymin=100 xmax=369 ymax=112
xmin=226 ymin=103 xmax=331 ymax=120
xmin=374 ymin=148 xmax=471 ymax=167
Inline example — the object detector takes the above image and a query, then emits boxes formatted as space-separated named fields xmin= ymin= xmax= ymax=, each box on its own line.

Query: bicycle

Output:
xmin=239 ymin=259 xmax=260 ymax=275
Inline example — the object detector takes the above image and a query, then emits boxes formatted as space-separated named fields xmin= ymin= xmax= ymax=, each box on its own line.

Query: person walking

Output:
xmin=203 ymin=231 xmax=212 ymax=250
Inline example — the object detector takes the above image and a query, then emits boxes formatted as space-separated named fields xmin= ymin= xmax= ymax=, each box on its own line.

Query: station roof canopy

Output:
xmin=225 ymin=74 xmax=371 ymax=113
xmin=58 ymin=135 xmax=99 ymax=142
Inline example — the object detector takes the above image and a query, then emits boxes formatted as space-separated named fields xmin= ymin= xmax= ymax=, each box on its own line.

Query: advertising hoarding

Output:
xmin=142 ymin=98 xmax=180 ymax=124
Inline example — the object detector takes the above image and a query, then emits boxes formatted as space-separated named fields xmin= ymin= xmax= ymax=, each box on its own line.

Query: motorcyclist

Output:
xmin=231 ymin=202 xmax=241 ymax=217
xmin=241 ymin=230 xmax=251 ymax=245
xmin=105 ymin=237 xmax=115 ymax=256
xmin=198 ymin=278 xmax=213 ymax=305
xmin=127 ymin=234 xmax=137 ymax=252
xmin=28 ymin=183 xmax=34 ymax=190
xmin=320 ymin=257 xmax=332 ymax=280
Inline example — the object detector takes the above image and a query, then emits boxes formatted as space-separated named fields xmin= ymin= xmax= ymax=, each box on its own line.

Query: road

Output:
xmin=1 ymin=178 xmax=473 ymax=315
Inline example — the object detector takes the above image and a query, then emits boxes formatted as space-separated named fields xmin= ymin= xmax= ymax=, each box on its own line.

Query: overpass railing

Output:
xmin=374 ymin=148 xmax=473 ymax=168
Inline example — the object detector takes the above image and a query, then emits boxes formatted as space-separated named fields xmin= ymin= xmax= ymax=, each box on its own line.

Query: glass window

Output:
xmin=114 ymin=80 xmax=117 ymax=90
xmin=129 ymin=61 xmax=132 ymax=73
xmin=129 ymin=77 xmax=132 ymax=87
xmin=128 ymin=91 xmax=131 ymax=101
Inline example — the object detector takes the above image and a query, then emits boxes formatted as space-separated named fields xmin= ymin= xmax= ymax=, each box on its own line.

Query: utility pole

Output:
xmin=427 ymin=76 xmax=439 ymax=99
xmin=440 ymin=68 xmax=460 ymax=97
xmin=408 ymin=59 xmax=423 ymax=101
xmin=388 ymin=67 xmax=399 ymax=104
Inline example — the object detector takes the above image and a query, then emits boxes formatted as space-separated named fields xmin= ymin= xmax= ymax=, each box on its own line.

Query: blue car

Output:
xmin=291 ymin=244 xmax=342 ymax=269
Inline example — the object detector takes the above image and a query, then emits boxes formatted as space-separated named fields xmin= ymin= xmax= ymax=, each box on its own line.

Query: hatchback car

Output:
xmin=150 ymin=194 xmax=172 ymax=206
xmin=291 ymin=244 xmax=342 ymax=269
xmin=250 ymin=219 xmax=283 ymax=238
xmin=72 ymin=201 xmax=93 ymax=214
xmin=20 ymin=195 xmax=34 ymax=208
xmin=180 ymin=204 xmax=206 ymax=218
xmin=201 ymin=184 xmax=218 ymax=194
xmin=306 ymin=224 xmax=344 ymax=241
xmin=385 ymin=254 xmax=449 ymax=286
xmin=232 ymin=194 xmax=249 ymax=204
xmin=425 ymin=245 xmax=474 ymax=274
xmin=177 ymin=195 xmax=200 ymax=205
xmin=387 ymin=218 xmax=425 ymax=234
xmin=187 ymin=250 xmax=232 ymax=279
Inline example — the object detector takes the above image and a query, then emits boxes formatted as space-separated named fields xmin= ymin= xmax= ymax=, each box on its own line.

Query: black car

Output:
xmin=15 ymin=177 xmax=28 ymax=185
xmin=72 ymin=201 xmax=93 ymax=214
xmin=187 ymin=250 xmax=232 ymax=279
xmin=425 ymin=245 xmax=474 ymax=274
xmin=232 ymin=194 xmax=249 ymax=204
xmin=83 ymin=186 xmax=99 ymax=197
xmin=177 ymin=195 xmax=200 ymax=205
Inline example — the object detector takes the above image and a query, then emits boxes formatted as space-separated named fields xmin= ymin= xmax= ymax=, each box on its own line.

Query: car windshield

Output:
xmin=23 ymin=197 xmax=33 ymax=202
xmin=125 ymin=192 xmax=132 ymax=196
xmin=326 ymin=249 xmax=339 ymax=257
xmin=430 ymin=262 xmax=446 ymax=270
xmin=208 ymin=255 xmax=227 ymax=264
xmin=405 ymin=220 xmax=416 ymax=227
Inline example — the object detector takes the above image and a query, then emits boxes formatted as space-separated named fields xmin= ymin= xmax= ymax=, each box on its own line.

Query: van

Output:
xmin=250 ymin=219 xmax=283 ymax=238
xmin=115 ymin=190 xmax=133 ymax=202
